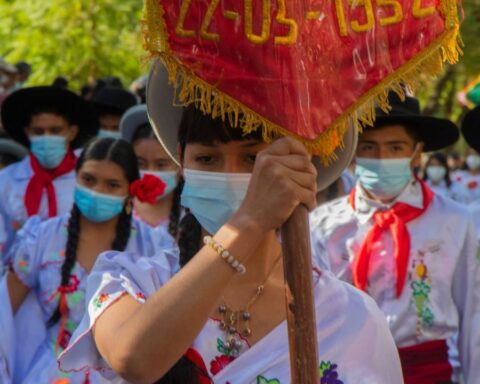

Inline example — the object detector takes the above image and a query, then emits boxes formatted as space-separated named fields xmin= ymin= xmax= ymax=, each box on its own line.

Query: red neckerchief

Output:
xmin=25 ymin=149 xmax=77 ymax=218
xmin=349 ymin=179 xmax=434 ymax=298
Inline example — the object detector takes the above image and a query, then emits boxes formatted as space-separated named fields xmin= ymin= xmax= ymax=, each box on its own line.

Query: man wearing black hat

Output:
xmin=0 ymin=86 xmax=98 ymax=267
xmin=311 ymin=93 xmax=480 ymax=384
xmin=461 ymin=106 xmax=480 ymax=241
xmin=92 ymin=86 xmax=137 ymax=139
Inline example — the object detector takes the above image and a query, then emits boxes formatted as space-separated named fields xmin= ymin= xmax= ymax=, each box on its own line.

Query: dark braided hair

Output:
xmin=178 ymin=209 xmax=202 ymax=268
xmin=47 ymin=138 xmax=140 ymax=328
xmin=168 ymin=178 xmax=184 ymax=239
xmin=156 ymin=106 xmax=264 ymax=383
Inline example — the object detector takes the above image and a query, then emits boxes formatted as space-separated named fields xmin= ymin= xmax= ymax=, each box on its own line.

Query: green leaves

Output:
xmin=0 ymin=0 xmax=144 ymax=89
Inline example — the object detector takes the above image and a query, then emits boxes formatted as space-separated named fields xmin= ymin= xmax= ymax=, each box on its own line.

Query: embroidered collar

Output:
xmin=354 ymin=179 xmax=424 ymax=224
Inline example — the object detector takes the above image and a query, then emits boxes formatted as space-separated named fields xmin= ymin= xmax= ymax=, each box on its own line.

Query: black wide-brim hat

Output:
xmin=461 ymin=106 xmax=480 ymax=152
xmin=92 ymin=86 xmax=138 ymax=116
xmin=1 ymin=86 xmax=98 ymax=148
xmin=372 ymin=92 xmax=459 ymax=152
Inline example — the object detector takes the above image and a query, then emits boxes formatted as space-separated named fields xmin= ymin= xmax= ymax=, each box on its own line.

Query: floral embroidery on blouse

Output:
xmin=410 ymin=250 xmax=434 ymax=332
xmin=210 ymin=338 xmax=237 ymax=375
xmin=136 ymin=292 xmax=146 ymax=302
xmin=93 ymin=293 xmax=110 ymax=309
xmin=254 ymin=361 xmax=344 ymax=384
xmin=52 ymin=378 xmax=70 ymax=384
xmin=50 ymin=318 xmax=77 ymax=356
xmin=319 ymin=361 xmax=344 ymax=384
xmin=467 ymin=180 xmax=478 ymax=190
xmin=11 ymin=220 xmax=23 ymax=231
xmin=17 ymin=258 xmax=28 ymax=273
xmin=256 ymin=376 xmax=280 ymax=384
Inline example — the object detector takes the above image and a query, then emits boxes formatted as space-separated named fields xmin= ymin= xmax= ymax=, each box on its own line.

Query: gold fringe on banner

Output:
xmin=142 ymin=0 xmax=462 ymax=164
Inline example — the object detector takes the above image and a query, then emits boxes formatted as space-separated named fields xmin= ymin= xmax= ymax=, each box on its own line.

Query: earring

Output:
xmin=125 ymin=199 xmax=133 ymax=215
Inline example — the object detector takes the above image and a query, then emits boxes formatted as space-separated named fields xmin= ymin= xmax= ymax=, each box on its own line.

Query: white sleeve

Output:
xmin=0 ymin=201 xmax=9 ymax=272
xmin=452 ymin=217 xmax=480 ymax=384
xmin=0 ymin=273 xmax=47 ymax=384
xmin=310 ymin=212 xmax=332 ymax=271
xmin=0 ymin=277 xmax=14 ymax=383
xmin=58 ymin=250 xmax=174 ymax=380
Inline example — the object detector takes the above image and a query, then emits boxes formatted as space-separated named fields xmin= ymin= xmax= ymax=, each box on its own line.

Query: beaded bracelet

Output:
xmin=203 ymin=236 xmax=247 ymax=274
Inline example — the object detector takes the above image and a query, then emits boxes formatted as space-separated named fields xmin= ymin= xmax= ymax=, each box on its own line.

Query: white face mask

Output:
xmin=426 ymin=165 xmax=447 ymax=183
xmin=181 ymin=169 xmax=251 ymax=235
xmin=466 ymin=155 xmax=480 ymax=171
xmin=98 ymin=129 xmax=122 ymax=140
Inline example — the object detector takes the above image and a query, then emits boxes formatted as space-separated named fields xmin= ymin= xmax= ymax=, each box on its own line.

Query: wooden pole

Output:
xmin=281 ymin=205 xmax=319 ymax=383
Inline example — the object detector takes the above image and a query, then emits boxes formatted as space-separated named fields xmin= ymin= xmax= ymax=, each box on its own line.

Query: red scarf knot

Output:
xmin=25 ymin=149 xmax=77 ymax=218
xmin=350 ymin=179 xmax=434 ymax=298
xmin=374 ymin=210 xmax=398 ymax=229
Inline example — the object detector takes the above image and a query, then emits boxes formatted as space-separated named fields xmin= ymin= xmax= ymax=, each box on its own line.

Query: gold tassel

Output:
xmin=142 ymin=0 xmax=462 ymax=165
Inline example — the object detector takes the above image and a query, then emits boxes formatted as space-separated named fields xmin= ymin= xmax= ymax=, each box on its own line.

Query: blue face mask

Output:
xmin=181 ymin=169 xmax=251 ymax=235
xmin=141 ymin=170 xmax=179 ymax=200
xmin=355 ymin=157 xmax=413 ymax=200
xmin=98 ymin=129 xmax=122 ymax=139
xmin=30 ymin=135 xmax=68 ymax=169
xmin=74 ymin=184 xmax=126 ymax=223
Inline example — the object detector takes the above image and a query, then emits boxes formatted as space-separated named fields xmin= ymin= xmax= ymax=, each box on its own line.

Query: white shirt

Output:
xmin=0 ymin=156 xmax=76 ymax=267
xmin=58 ymin=251 xmax=403 ymax=383
xmin=426 ymin=179 xmax=468 ymax=203
xmin=453 ymin=172 xmax=480 ymax=204
xmin=310 ymin=180 xmax=480 ymax=383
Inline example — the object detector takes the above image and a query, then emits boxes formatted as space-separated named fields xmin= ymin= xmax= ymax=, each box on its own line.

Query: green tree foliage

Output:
xmin=417 ymin=0 xmax=480 ymax=133
xmin=0 ymin=0 xmax=145 ymax=89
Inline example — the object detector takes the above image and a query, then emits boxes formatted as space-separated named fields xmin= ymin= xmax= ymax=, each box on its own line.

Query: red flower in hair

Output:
xmin=130 ymin=174 xmax=167 ymax=204
xmin=210 ymin=355 xmax=235 ymax=375
xmin=467 ymin=180 xmax=478 ymax=190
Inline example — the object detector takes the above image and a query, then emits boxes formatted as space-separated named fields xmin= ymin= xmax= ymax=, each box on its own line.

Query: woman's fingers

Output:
xmin=265 ymin=137 xmax=311 ymax=157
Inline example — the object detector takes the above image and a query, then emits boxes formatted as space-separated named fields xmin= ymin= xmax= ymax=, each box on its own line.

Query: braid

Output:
xmin=47 ymin=205 xmax=81 ymax=327
xmin=178 ymin=210 xmax=202 ymax=267
xmin=49 ymin=204 xmax=131 ymax=328
xmin=154 ymin=211 xmax=209 ymax=383
xmin=111 ymin=207 xmax=132 ymax=251
xmin=168 ymin=178 xmax=184 ymax=239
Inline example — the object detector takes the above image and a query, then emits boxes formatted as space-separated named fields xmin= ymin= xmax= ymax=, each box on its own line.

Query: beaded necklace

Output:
xmin=217 ymin=254 xmax=282 ymax=356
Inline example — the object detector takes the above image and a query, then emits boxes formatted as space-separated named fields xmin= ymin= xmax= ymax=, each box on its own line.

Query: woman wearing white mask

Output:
xmin=0 ymin=138 xmax=176 ymax=384
xmin=311 ymin=92 xmax=480 ymax=384
xmin=462 ymin=106 xmax=480 ymax=241
xmin=455 ymin=146 xmax=480 ymax=203
xmin=423 ymin=152 xmax=467 ymax=203
xmin=120 ymin=104 xmax=183 ymax=237
xmin=58 ymin=63 xmax=403 ymax=384
xmin=0 ymin=86 xmax=98 ymax=269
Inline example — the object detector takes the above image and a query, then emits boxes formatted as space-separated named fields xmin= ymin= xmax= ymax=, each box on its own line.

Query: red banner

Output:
xmin=144 ymin=0 xmax=461 ymax=161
